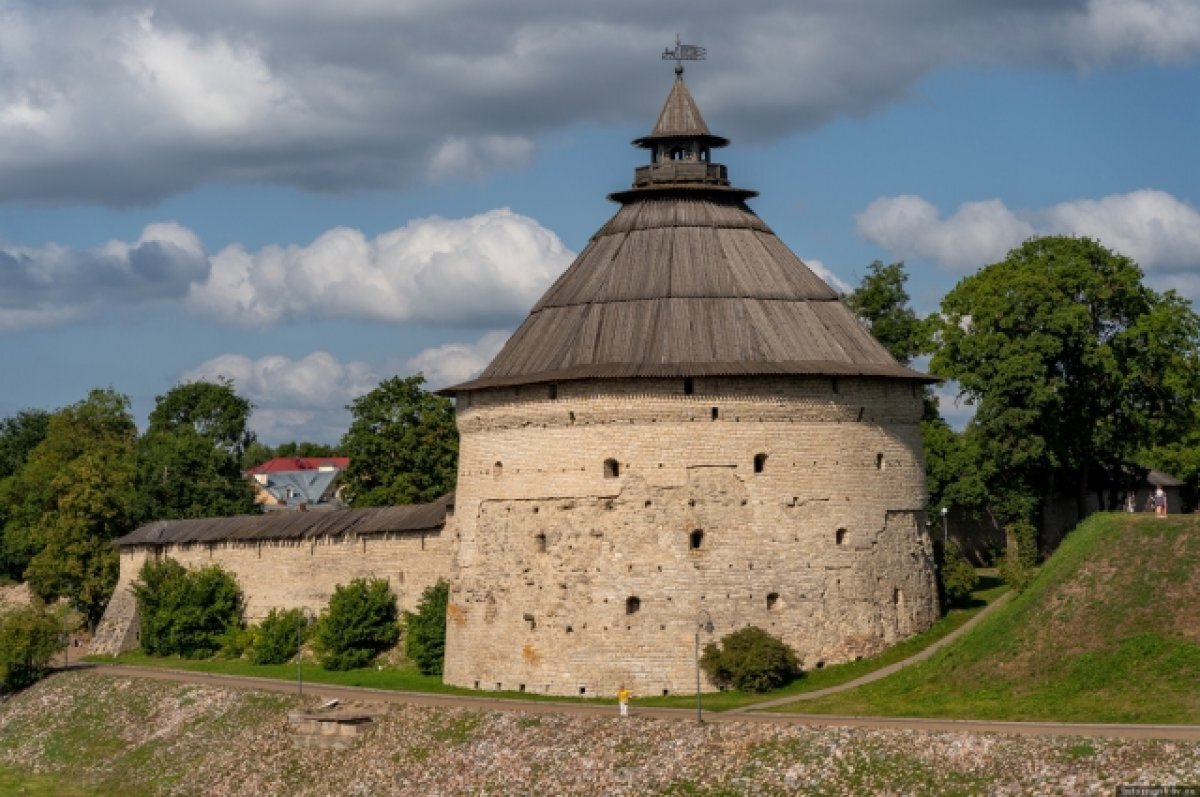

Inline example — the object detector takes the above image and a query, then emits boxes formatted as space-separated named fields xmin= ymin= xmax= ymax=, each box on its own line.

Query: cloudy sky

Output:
xmin=3 ymin=0 xmax=1198 ymax=442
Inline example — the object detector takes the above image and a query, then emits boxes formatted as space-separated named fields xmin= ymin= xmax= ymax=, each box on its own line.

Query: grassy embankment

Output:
xmin=772 ymin=512 xmax=1200 ymax=723
xmin=88 ymin=577 xmax=1006 ymax=712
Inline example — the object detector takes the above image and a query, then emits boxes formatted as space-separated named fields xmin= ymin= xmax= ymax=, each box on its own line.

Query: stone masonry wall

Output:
xmin=94 ymin=530 xmax=453 ymax=655
xmin=443 ymin=376 xmax=940 ymax=697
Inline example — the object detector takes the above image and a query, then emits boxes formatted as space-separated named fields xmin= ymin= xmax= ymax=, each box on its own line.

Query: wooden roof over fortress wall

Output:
xmin=115 ymin=493 xmax=453 ymax=547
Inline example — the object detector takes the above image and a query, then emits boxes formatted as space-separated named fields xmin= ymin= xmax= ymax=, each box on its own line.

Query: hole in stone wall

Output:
xmin=690 ymin=529 xmax=704 ymax=549
xmin=535 ymin=533 xmax=547 ymax=553
xmin=754 ymin=453 xmax=768 ymax=473
xmin=836 ymin=528 xmax=847 ymax=545
xmin=569 ymin=411 xmax=576 ymax=424
xmin=876 ymin=453 xmax=884 ymax=470
xmin=626 ymin=596 xmax=641 ymax=615
xmin=494 ymin=461 xmax=503 ymax=478
xmin=604 ymin=458 xmax=620 ymax=478
xmin=831 ymin=378 xmax=840 ymax=394
xmin=548 ymin=383 xmax=558 ymax=400
xmin=767 ymin=592 xmax=780 ymax=611
xmin=519 ymin=684 xmax=526 ymax=693
xmin=684 ymin=377 xmax=694 ymax=395
xmin=579 ymin=686 xmax=587 ymax=695
xmin=711 ymin=406 xmax=719 ymax=420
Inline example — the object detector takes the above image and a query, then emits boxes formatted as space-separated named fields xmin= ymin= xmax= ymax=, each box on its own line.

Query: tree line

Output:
xmin=844 ymin=235 xmax=1200 ymax=583
xmin=0 ymin=375 xmax=458 ymax=630
xmin=2 ymin=233 xmax=1197 ymax=637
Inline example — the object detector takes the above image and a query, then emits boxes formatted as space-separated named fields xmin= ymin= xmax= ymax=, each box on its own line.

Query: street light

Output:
xmin=940 ymin=506 xmax=949 ymax=547
xmin=694 ymin=609 xmax=714 ymax=723
xmin=296 ymin=608 xmax=314 ymax=696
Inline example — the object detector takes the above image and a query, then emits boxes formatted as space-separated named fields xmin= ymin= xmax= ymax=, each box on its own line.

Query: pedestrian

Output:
xmin=617 ymin=684 xmax=631 ymax=717
xmin=1155 ymin=486 xmax=1167 ymax=517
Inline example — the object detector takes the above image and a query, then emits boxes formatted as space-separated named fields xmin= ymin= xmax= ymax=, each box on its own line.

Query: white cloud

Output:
xmin=856 ymin=196 xmax=1036 ymax=272
xmin=0 ymin=221 xmax=209 ymax=329
xmin=857 ymin=189 xmax=1200 ymax=279
xmin=0 ymin=209 xmax=570 ymax=334
xmin=180 ymin=334 xmax=511 ymax=442
xmin=181 ymin=351 xmax=381 ymax=443
xmin=187 ymin=208 xmax=573 ymax=327
xmin=801 ymin=257 xmax=852 ymax=294
xmin=402 ymin=330 xmax=510 ymax=390
xmin=1 ymin=1 xmax=1197 ymax=204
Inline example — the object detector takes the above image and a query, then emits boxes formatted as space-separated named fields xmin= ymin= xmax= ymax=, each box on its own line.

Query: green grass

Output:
xmin=632 ymin=574 xmax=1007 ymax=711
xmin=0 ymin=765 xmax=101 ymax=797
xmin=772 ymin=513 xmax=1200 ymax=723
xmin=85 ymin=650 xmax=612 ymax=706
xmin=86 ymin=574 xmax=1008 ymax=715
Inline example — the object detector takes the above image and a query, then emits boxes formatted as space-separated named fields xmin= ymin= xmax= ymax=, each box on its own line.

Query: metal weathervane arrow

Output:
xmin=662 ymin=35 xmax=706 ymax=72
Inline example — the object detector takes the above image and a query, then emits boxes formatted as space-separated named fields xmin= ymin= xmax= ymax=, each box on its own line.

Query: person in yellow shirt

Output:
xmin=617 ymin=685 xmax=631 ymax=717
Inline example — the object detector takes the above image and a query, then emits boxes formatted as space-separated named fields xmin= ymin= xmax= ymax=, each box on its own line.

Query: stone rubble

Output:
xmin=0 ymin=673 xmax=1197 ymax=796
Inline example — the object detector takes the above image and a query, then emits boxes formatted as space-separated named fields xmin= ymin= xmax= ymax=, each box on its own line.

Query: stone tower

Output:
xmin=440 ymin=66 xmax=939 ymax=697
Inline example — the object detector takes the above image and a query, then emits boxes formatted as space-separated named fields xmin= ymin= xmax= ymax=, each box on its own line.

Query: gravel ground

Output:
xmin=1 ymin=672 xmax=1198 ymax=796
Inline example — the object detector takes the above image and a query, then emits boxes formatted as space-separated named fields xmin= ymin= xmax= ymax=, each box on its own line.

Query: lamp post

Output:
xmin=694 ymin=609 xmax=714 ymax=723
xmin=296 ymin=609 xmax=313 ymax=696
xmin=940 ymin=506 xmax=949 ymax=547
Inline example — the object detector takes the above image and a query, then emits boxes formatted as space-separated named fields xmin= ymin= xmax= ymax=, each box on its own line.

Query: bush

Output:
xmin=938 ymin=540 xmax=979 ymax=609
xmin=0 ymin=604 xmax=62 ymax=691
xmin=314 ymin=577 xmax=400 ymax=671
xmin=999 ymin=520 xmax=1039 ymax=592
xmin=132 ymin=558 xmax=244 ymax=658
xmin=404 ymin=579 xmax=448 ymax=676
xmin=253 ymin=608 xmax=309 ymax=665
xmin=699 ymin=626 xmax=800 ymax=693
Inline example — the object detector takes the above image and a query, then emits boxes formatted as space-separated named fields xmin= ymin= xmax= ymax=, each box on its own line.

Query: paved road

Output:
xmin=75 ymin=663 xmax=1200 ymax=742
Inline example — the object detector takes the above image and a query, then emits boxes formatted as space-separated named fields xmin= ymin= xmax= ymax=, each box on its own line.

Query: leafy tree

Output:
xmin=137 ymin=380 xmax=257 ymax=521
xmin=931 ymin=236 xmax=1200 ymax=542
xmin=340 ymin=375 xmax=458 ymax=506
xmin=404 ymin=579 xmax=448 ymax=676
xmin=252 ymin=607 xmax=310 ymax=665
xmin=1 ymin=390 xmax=137 ymax=622
xmin=844 ymin=260 xmax=930 ymax=365
xmin=132 ymin=558 xmax=244 ymax=658
xmin=699 ymin=626 xmax=800 ymax=693
xmin=936 ymin=540 xmax=979 ymax=608
xmin=0 ymin=603 xmax=62 ymax=692
xmin=314 ymin=577 xmax=400 ymax=670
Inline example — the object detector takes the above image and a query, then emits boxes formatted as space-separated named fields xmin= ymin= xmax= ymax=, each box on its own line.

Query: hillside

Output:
xmin=791 ymin=512 xmax=1200 ymax=722
xmin=1 ymin=673 xmax=1198 ymax=796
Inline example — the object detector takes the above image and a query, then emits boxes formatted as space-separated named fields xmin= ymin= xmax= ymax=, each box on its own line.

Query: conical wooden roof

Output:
xmin=447 ymin=74 xmax=929 ymax=393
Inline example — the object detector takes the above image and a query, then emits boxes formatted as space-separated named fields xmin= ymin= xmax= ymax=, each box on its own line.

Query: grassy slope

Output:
xmin=781 ymin=513 xmax=1200 ymax=723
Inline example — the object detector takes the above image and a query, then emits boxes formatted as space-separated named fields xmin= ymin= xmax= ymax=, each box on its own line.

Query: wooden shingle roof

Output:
xmin=446 ymin=74 xmax=930 ymax=393
xmin=116 ymin=492 xmax=453 ymax=547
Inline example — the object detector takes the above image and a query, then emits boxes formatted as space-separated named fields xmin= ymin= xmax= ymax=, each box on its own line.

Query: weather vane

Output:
xmin=662 ymin=35 xmax=706 ymax=73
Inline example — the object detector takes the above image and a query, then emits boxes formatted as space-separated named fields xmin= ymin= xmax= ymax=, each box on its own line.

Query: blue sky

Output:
xmin=2 ymin=1 xmax=1199 ymax=443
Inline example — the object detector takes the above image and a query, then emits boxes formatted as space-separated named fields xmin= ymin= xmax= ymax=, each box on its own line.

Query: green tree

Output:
xmin=931 ymin=236 xmax=1200 ymax=539
xmin=844 ymin=260 xmax=930 ymax=365
xmin=252 ymin=607 xmax=309 ymax=665
xmin=314 ymin=577 xmax=400 ymax=670
xmin=0 ymin=603 xmax=62 ymax=691
xmin=699 ymin=626 xmax=800 ymax=693
xmin=404 ymin=579 xmax=448 ymax=676
xmin=340 ymin=375 xmax=457 ymax=507
xmin=0 ymin=409 xmax=51 ymax=579
xmin=2 ymin=390 xmax=137 ymax=623
xmin=0 ymin=409 xmax=50 ymax=480
xmin=132 ymin=557 xmax=244 ymax=658
xmin=136 ymin=380 xmax=257 ymax=521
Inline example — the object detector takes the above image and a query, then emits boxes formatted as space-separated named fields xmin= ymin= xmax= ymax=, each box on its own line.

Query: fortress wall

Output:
xmin=95 ymin=530 xmax=454 ymax=655
xmin=443 ymin=376 xmax=939 ymax=697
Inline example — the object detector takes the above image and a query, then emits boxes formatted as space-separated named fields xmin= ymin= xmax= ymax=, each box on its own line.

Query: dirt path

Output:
xmin=77 ymin=661 xmax=1200 ymax=741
